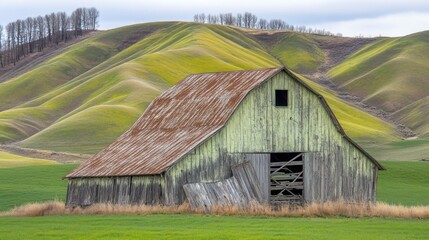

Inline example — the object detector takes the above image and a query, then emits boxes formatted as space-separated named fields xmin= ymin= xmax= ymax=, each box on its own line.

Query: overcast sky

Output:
xmin=1 ymin=0 xmax=429 ymax=37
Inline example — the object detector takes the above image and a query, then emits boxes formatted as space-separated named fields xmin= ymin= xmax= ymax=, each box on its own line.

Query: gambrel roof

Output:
xmin=67 ymin=67 xmax=383 ymax=178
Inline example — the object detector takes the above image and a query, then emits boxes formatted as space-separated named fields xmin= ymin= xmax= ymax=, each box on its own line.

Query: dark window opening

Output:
xmin=275 ymin=90 xmax=288 ymax=106
xmin=270 ymin=152 xmax=304 ymax=204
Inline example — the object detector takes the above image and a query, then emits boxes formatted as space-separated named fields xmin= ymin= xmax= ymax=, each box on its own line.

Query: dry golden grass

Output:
xmin=1 ymin=200 xmax=428 ymax=219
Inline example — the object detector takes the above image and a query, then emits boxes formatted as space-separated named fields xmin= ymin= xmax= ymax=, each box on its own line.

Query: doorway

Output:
xmin=270 ymin=152 xmax=304 ymax=204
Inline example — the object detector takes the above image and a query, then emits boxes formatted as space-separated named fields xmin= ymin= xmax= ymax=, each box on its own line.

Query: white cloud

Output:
xmin=311 ymin=12 xmax=429 ymax=37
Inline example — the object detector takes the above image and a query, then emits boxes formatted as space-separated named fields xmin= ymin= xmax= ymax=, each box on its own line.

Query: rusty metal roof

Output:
xmin=66 ymin=67 xmax=283 ymax=177
xmin=66 ymin=67 xmax=383 ymax=178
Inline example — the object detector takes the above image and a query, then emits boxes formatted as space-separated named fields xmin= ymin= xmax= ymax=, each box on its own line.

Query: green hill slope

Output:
xmin=0 ymin=22 xmax=400 ymax=154
xmin=270 ymin=33 xmax=325 ymax=74
xmin=393 ymin=96 xmax=429 ymax=138
xmin=327 ymin=31 xmax=429 ymax=137
xmin=0 ymin=151 xmax=57 ymax=168
xmin=0 ymin=23 xmax=172 ymax=143
xmin=297 ymin=74 xmax=398 ymax=143
xmin=13 ymin=22 xmax=280 ymax=153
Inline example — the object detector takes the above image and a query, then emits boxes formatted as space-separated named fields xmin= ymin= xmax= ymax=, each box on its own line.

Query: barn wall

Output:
xmin=66 ymin=175 xmax=164 ymax=207
xmin=166 ymin=71 xmax=377 ymax=204
xmin=303 ymin=148 xmax=376 ymax=203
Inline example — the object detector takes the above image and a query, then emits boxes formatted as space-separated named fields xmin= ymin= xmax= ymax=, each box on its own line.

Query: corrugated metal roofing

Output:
xmin=66 ymin=67 xmax=283 ymax=177
xmin=67 ymin=67 xmax=383 ymax=178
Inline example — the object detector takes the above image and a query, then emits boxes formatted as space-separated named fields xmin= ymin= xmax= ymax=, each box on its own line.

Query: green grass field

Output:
xmin=0 ymin=214 xmax=428 ymax=240
xmin=0 ymin=159 xmax=427 ymax=239
xmin=377 ymin=161 xmax=429 ymax=205
xmin=0 ymin=164 xmax=76 ymax=212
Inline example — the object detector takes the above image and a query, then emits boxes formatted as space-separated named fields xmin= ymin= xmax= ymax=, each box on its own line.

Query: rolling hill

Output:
xmin=327 ymin=31 xmax=429 ymax=138
xmin=1 ymin=21 xmax=428 ymax=160
xmin=0 ymin=22 xmax=280 ymax=153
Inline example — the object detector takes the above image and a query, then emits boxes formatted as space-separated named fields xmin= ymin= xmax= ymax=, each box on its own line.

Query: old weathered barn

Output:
xmin=65 ymin=67 xmax=384 ymax=207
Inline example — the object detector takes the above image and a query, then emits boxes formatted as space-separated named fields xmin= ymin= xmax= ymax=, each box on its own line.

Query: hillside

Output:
xmin=327 ymin=31 xmax=429 ymax=138
xmin=0 ymin=23 xmax=168 ymax=143
xmin=1 ymin=21 xmax=425 ymax=158
xmin=0 ymin=22 xmax=280 ymax=153
xmin=0 ymin=151 xmax=57 ymax=168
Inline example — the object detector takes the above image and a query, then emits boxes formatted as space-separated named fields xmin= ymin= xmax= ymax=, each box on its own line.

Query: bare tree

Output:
xmin=16 ymin=20 xmax=23 ymax=59
xmin=88 ymin=7 xmax=99 ymax=30
xmin=0 ymin=7 xmax=100 ymax=68
xmin=50 ymin=12 xmax=61 ymax=44
xmin=198 ymin=13 xmax=206 ymax=23
xmin=36 ymin=16 xmax=45 ymax=51
xmin=224 ymin=13 xmax=235 ymax=26
xmin=45 ymin=14 xmax=52 ymax=42
xmin=0 ymin=25 xmax=3 ymax=67
xmin=236 ymin=14 xmax=243 ymax=27
xmin=25 ymin=17 xmax=34 ymax=53
xmin=250 ymin=14 xmax=258 ymax=28
xmin=242 ymin=12 xmax=257 ymax=28
xmin=207 ymin=14 xmax=219 ymax=24
xmin=0 ymin=25 xmax=2 ymax=49
xmin=58 ymin=12 xmax=68 ymax=41
xmin=258 ymin=19 xmax=268 ymax=30
xmin=296 ymin=25 xmax=307 ymax=33
xmin=82 ymin=8 xmax=88 ymax=30
xmin=219 ymin=13 xmax=225 ymax=25
xmin=243 ymin=12 xmax=251 ymax=28
xmin=269 ymin=19 xmax=285 ymax=30
xmin=72 ymin=8 xmax=83 ymax=36
xmin=6 ymin=22 xmax=16 ymax=64
xmin=192 ymin=11 xmax=339 ymax=36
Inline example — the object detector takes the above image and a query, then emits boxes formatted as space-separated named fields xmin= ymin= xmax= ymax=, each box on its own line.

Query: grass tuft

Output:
xmin=2 ymin=200 xmax=429 ymax=219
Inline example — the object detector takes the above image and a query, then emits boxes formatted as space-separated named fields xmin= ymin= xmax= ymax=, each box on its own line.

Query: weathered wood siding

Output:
xmin=246 ymin=154 xmax=270 ymax=203
xmin=183 ymin=161 xmax=264 ymax=210
xmin=165 ymin=71 xmax=377 ymax=204
xmin=66 ymin=175 xmax=164 ymax=207
xmin=303 ymin=150 xmax=376 ymax=202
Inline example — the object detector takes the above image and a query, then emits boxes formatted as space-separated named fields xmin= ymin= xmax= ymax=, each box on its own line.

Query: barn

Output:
xmin=65 ymin=67 xmax=384 ymax=208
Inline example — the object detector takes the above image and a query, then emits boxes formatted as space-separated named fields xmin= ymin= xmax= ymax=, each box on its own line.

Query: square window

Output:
xmin=275 ymin=90 xmax=288 ymax=106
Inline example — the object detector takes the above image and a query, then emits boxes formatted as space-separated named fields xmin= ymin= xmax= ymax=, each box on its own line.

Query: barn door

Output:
xmin=245 ymin=154 xmax=270 ymax=203
xmin=270 ymin=153 xmax=304 ymax=204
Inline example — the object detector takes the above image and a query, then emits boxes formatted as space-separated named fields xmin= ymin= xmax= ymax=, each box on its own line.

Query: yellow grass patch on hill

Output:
xmin=0 ymin=151 xmax=57 ymax=168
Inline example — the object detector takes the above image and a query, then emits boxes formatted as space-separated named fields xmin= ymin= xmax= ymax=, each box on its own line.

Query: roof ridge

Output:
xmin=184 ymin=66 xmax=284 ymax=78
